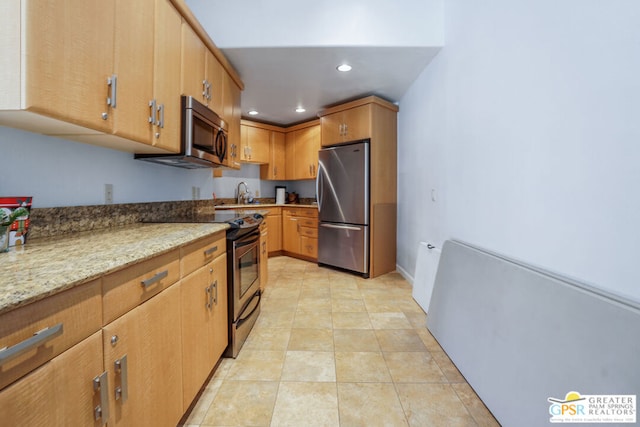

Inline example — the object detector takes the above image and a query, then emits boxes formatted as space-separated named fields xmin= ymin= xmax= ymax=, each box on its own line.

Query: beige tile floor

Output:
xmin=181 ymin=256 xmax=499 ymax=427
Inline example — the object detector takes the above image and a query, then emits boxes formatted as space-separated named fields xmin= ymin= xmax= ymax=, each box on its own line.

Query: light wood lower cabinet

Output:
xmin=0 ymin=230 xmax=230 ymax=426
xmin=103 ymin=284 xmax=183 ymax=427
xmin=0 ymin=331 xmax=104 ymax=427
xmin=266 ymin=209 xmax=282 ymax=254
xmin=282 ymin=208 xmax=318 ymax=261
xmin=181 ymin=253 xmax=227 ymax=409
xmin=260 ymin=222 xmax=268 ymax=289
xmin=0 ymin=279 xmax=102 ymax=391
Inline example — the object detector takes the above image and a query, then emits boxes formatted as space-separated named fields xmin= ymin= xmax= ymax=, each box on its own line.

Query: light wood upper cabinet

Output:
xmin=320 ymin=104 xmax=372 ymax=146
xmin=260 ymin=131 xmax=286 ymax=180
xmin=0 ymin=0 xmax=242 ymax=156
xmin=112 ymin=0 xmax=181 ymax=152
xmin=240 ymin=122 xmax=270 ymax=164
xmin=181 ymin=24 xmax=225 ymax=116
xmin=295 ymin=124 xmax=321 ymax=179
xmin=151 ymin=0 xmax=183 ymax=151
xmin=205 ymin=51 xmax=224 ymax=116
xmin=181 ymin=24 xmax=207 ymax=105
xmin=22 ymin=0 xmax=116 ymax=133
xmin=285 ymin=122 xmax=321 ymax=180
xmin=222 ymin=72 xmax=242 ymax=169
xmin=113 ymin=0 xmax=155 ymax=144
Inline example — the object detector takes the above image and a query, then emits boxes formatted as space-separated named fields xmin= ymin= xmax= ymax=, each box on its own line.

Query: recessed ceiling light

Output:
xmin=295 ymin=107 xmax=306 ymax=113
xmin=337 ymin=64 xmax=352 ymax=72
xmin=248 ymin=110 xmax=259 ymax=115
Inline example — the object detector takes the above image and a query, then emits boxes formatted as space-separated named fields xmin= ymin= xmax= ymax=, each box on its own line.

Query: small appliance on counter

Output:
xmin=0 ymin=196 xmax=32 ymax=251
xmin=275 ymin=186 xmax=286 ymax=205
xmin=287 ymin=192 xmax=299 ymax=204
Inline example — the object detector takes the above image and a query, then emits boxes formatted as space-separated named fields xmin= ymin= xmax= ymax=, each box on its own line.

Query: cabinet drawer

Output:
xmin=300 ymin=236 xmax=318 ymax=258
xmin=298 ymin=208 xmax=318 ymax=218
xmin=299 ymin=225 xmax=318 ymax=238
xmin=298 ymin=218 xmax=318 ymax=228
xmin=283 ymin=208 xmax=317 ymax=218
xmin=180 ymin=232 xmax=226 ymax=278
xmin=0 ymin=280 xmax=102 ymax=391
xmin=103 ymin=249 xmax=180 ymax=324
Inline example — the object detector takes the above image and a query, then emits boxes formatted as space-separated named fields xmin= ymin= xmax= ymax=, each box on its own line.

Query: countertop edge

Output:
xmin=0 ymin=223 xmax=229 ymax=316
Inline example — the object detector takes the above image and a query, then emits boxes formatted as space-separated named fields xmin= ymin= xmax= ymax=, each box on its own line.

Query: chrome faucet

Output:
xmin=237 ymin=181 xmax=249 ymax=204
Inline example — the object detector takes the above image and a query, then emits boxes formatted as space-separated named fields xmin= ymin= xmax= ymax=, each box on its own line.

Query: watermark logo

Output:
xmin=548 ymin=391 xmax=636 ymax=423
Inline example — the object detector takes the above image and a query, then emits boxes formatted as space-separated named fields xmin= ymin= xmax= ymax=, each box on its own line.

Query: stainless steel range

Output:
xmin=147 ymin=210 xmax=263 ymax=358
xmin=221 ymin=212 xmax=262 ymax=358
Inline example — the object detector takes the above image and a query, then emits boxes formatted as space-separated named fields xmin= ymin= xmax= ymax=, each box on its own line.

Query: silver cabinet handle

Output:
xmin=107 ymin=75 xmax=117 ymax=108
xmin=141 ymin=269 xmax=168 ymax=288
xmin=114 ymin=355 xmax=128 ymax=403
xmin=202 ymin=79 xmax=208 ymax=98
xmin=204 ymin=245 xmax=218 ymax=256
xmin=205 ymin=285 xmax=212 ymax=309
xmin=213 ymin=280 xmax=218 ymax=305
xmin=0 ymin=323 xmax=63 ymax=366
xmin=157 ymin=104 xmax=164 ymax=129
xmin=93 ymin=372 xmax=110 ymax=425
xmin=320 ymin=223 xmax=362 ymax=231
xmin=148 ymin=99 xmax=157 ymax=124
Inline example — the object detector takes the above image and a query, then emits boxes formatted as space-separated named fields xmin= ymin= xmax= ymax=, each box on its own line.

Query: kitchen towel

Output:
xmin=412 ymin=241 xmax=441 ymax=314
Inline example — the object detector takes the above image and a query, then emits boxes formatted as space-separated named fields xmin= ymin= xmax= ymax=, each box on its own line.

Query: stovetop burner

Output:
xmin=146 ymin=211 xmax=264 ymax=230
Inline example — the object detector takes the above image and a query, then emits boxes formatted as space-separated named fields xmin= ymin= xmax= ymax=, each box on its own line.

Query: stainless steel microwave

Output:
xmin=135 ymin=96 xmax=228 ymax=169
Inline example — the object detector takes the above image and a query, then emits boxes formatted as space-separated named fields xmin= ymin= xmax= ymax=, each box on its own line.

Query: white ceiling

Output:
xmin=186 ymin=0 xmax=443 ymax=126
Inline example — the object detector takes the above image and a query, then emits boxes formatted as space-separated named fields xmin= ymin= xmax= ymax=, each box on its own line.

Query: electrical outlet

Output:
xmin=105 ymin=184 xmax=113 ymax=204
xmin=255 ymin=189 xmax=260 ymax=198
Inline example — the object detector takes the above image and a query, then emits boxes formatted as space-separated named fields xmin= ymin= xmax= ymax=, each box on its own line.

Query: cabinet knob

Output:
xmin=101 ymin=112 xmax=108 ymax=120
xmin=110 ymin=335 xmax=118 ymax=346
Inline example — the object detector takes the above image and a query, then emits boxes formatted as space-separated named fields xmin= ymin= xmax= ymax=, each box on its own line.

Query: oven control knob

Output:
xmin=236 ymin=219 xmax=244 ymax=226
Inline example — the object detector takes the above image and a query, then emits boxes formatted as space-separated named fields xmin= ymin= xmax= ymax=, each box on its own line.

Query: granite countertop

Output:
xmin=0 ymin=222 xmax=229 ymax=316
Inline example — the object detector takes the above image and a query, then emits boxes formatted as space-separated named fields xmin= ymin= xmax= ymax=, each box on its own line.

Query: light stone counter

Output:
xmin=215 ymin=203 xmax=318 ymax=209
xmin=0 ymin=223 xmax=229 ymax=315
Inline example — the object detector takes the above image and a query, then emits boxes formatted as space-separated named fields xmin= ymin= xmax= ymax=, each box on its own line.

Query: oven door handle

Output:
xmin=234 ymin=230 xmax=261 ymax=248
xmin=236 ymin=290 xmax=261 ymax=329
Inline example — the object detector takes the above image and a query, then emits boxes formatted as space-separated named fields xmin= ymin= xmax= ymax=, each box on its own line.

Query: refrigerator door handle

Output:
xmin=315 ymin=163 xmax=323 ymax=213
xmin=320 ymin=223 xmax=362 ymax=231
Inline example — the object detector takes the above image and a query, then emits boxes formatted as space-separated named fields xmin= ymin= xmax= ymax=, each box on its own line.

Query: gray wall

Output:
xmin=397 ymin=0 xmax=640 ymax=302
xmin=0 ymin=126 xmax=316 ymax=207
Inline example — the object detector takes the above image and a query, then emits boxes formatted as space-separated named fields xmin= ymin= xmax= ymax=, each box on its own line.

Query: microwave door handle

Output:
xmin=216 ymin=130 xmax=227 ymax=162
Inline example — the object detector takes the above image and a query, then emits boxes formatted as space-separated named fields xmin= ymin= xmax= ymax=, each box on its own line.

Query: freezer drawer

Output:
xmin=318 ymin=223 xmax=369 ymax=276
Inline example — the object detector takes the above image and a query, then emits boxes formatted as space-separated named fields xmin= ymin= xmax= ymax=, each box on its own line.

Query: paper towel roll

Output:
xmin=276 ymin=188 xmax=285 ymax=204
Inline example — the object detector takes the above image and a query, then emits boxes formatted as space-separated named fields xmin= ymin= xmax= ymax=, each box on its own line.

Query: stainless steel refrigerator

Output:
xmin=316 ymin=140 xmax=370 ymax=277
